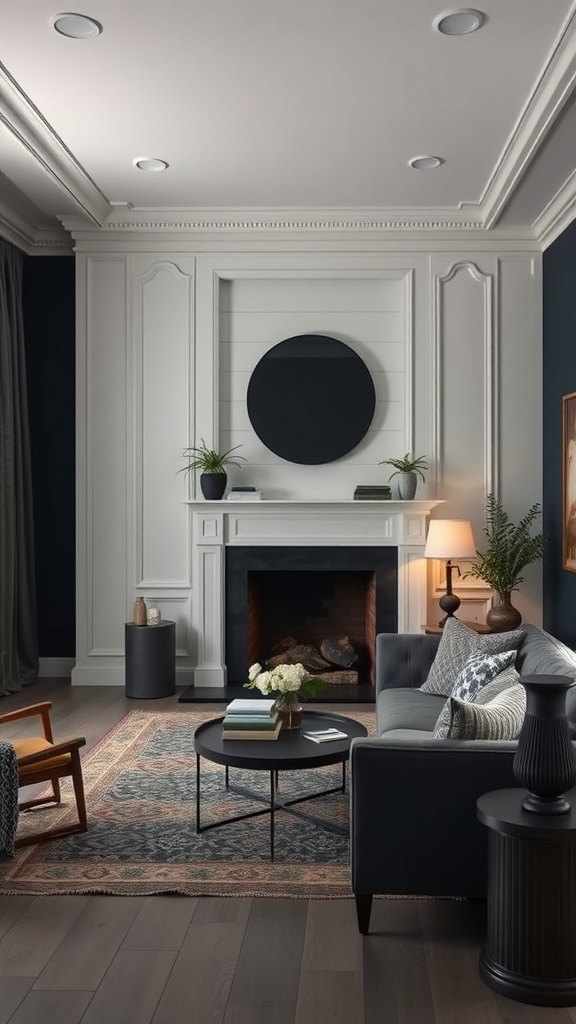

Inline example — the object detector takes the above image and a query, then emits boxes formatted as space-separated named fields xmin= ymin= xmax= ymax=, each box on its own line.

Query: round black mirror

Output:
xmin=246 ymin=334 xmax=375 ymax=465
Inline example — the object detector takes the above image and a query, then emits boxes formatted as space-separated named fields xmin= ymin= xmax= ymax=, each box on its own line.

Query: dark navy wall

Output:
xmin=543 ymin=218 xmax=576 ymax=647
xmin=23 ymin=255 xmax=75 ymax=657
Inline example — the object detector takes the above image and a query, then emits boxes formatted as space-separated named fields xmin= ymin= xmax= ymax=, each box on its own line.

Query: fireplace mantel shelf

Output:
xmin=184 ymin=499 xmax=444 ymax=510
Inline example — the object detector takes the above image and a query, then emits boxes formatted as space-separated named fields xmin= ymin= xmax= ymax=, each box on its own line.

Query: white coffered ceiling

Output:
xmin=2 ymin=0 xmax=576 ymax=250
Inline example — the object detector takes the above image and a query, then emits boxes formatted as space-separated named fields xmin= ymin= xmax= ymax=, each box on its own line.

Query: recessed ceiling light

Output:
xmin=133 ymin=158 xmax=169 ymax=173
xmin=408 ymin=155 xmax=445 ymax=170
xmin=52 ymin=13 xmax=103 ymax=38
xmin=433 ymin=9 xmax=485 ymax=35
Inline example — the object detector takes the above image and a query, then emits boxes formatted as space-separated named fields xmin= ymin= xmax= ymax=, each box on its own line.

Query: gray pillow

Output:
xmin=432 ymin=664 xmax=520 ymax=738
xmin=420 ymin=617 xmax=524 ymax=696
xmin=447 ymin=683 xmax=526 ymax=740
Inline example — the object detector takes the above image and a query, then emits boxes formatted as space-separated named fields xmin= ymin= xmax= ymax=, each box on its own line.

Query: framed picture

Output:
xmin=563 ymin=391 xmax=576 ymax=571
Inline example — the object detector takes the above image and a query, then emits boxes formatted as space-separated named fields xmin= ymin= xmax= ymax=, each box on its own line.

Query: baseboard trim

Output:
xmin=38 ymin=657 xmax=75 ymax=679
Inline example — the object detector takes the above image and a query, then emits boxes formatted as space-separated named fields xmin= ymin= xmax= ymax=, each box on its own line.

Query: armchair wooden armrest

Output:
xmin=0 ymin=702 xmax=54 ymax=741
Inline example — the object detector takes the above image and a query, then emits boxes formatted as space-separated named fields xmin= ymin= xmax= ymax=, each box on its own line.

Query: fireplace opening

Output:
xmin=225 ymin=546 xmax=397 ymax=688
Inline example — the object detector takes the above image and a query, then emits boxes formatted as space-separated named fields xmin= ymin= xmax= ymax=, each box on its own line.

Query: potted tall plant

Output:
xmin=379 ymin=453 xmax=428 ymax=500
xmin=179 ymin=440 xmax=246 ymax=499
xmin=465 ymin=493 xmax=545 ymax=630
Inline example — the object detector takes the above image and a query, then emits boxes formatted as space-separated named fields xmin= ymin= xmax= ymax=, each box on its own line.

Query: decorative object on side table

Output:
xmin=245 ymin=662 xmax=326 ymax=730
xmin=147 ymin=604 xmax=161 ymax=625
xmin=379 ymin=452 xmax=428 ymax=499
xmin=464 ymin=493 xmax=545 ymax=630
xmin=133 ymin=596 xmax=147 ymax=625
xmin=178 ymin=439 xmax=246 ymax=500
xmin=513 ymin=674 xmax=576 ymax=814
xmin=424 ymin=519 xmax=477 ymax=625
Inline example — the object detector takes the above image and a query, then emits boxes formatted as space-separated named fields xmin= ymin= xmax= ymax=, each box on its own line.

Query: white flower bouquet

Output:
xmin=245 ymin=662 xmax=326 ymax=699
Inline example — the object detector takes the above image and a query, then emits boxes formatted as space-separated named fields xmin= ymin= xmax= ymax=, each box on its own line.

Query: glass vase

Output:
xmin=274 ymin=691 xmax=303 ymax=730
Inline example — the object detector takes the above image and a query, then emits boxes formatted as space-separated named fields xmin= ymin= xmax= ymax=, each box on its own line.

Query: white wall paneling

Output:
xmin=71 ymin=238 xmax=542 ymax=684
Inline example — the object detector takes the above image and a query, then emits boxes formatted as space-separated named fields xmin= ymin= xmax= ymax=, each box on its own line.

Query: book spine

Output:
xmin=222 ymin=718 xmax=279 ymax=730
xmin=222 ymin=729 xmax=280 ymax=740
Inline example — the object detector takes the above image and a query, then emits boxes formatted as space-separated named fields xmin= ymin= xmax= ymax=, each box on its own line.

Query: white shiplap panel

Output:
xmin=219 ymin=310 xmax=406 ymax=344
xmin=219 ymin=277 xmax=406 ymax=312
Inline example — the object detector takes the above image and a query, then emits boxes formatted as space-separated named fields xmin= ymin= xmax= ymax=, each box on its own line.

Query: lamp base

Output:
xmin=438 ymin=591 xmax=461 ymax=627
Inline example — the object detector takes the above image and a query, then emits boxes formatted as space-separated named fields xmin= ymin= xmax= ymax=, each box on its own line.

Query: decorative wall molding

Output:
xmin=432 ymin=260 xmax=496 ymax=503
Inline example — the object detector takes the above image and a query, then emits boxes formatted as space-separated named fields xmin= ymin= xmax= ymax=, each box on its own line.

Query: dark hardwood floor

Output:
xmin=0 ymin=680 xmax=574 ymax=1024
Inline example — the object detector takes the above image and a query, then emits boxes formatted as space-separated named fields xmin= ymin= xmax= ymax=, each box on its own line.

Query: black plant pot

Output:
xmin=513 ymin=674 xmax=576 ymax=814
xmin=200 ymin=472 xmax=227 ymax=500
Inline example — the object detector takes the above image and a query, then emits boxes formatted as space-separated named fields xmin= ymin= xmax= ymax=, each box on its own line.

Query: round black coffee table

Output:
xmin=194 ymin=710 xmax=368 ymax=860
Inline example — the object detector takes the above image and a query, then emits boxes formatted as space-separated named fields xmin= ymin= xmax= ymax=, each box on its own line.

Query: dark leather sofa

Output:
xmin=350 ymin=624 xmax=576 ymax=933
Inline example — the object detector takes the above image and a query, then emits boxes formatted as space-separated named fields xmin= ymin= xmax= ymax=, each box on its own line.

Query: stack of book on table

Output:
xmin=222 ymin=698 xmax=281 ymax=740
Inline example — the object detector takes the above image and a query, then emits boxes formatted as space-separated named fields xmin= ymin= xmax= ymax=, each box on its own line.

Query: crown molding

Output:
xmin=0 ymin=61 xmax=112 ymax=228
xmin=0 ymin=195 xmax=72 ymax=253
xmin=61 ymin=204 xmax=486 ymax=235
xmin=533 ymin=167 xmax=576 ymax=249
xmin=480 ymin=3 xmax=576 ymax=229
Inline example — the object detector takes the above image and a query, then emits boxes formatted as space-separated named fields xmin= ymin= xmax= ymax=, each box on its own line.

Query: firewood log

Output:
xmin=315 ymin=670 xmax=359 ymax=685
xmin=319 ymin=636 xmax=358 ymax=668
xmin=266 ymin=645 xmax=331 ymax=672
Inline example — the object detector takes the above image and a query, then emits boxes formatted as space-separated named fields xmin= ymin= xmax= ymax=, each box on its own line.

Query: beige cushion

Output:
xmin=446 ymin=684 xmax=526 ymax=740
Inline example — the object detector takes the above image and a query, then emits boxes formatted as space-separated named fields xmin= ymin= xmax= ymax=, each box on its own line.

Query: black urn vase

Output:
xmin=200 ymin=472 xmax=227 ymax=500
xmin=513 ymin=674 xmax=576 ymax=814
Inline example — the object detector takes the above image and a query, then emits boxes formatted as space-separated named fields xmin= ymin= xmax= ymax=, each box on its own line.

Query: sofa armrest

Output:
xmin=350 ymin=735 xmax=517 ymax=899
xmin=376 ymin=633 xmax=440 ymax=694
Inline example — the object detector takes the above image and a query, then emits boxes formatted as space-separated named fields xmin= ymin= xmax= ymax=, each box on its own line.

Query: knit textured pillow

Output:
xmin=447 ymin=683 xmax=526 ymax=740
xmin=420 ymin=617 xmax=524 ymax=697
xmin=432 ymin=662 xmax=520 ymax=739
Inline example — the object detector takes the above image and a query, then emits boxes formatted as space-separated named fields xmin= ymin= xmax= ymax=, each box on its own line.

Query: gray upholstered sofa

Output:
xmin=350 ymin=623 xmax=576 ymax=933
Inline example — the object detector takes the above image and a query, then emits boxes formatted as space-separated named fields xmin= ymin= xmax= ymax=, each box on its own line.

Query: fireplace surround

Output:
xmin=187 ymin=499 xmax=442 ymax=691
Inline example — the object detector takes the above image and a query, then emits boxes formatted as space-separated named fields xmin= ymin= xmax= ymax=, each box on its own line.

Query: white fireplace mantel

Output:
xmin=185 ymin=499 xmax=444 ymax=689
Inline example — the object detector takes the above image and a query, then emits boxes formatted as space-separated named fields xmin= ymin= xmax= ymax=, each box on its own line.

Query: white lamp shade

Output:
xmin=424 ymin=519 xmax=476 ymax=559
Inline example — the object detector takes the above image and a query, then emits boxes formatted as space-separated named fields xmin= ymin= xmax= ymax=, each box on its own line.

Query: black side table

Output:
xmin=125 ymin=620 xmax=176 ymax=698
xmin=477 ymin=787 xmax=576 ymax=1007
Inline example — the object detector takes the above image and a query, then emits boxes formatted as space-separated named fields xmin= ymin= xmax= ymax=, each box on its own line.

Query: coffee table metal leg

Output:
xmin=196 ymin=753 xmax=201 ymax=832
xmin=270 ymin=771 xmax=275 ymax=861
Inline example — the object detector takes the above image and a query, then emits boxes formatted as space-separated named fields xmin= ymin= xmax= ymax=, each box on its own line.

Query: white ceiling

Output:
xmin=2 ymin=0 xmax=576 ymax=250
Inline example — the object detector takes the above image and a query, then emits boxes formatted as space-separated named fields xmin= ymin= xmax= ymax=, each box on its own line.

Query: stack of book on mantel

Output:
xmin=353 ymin=485 xmax=392 ymax=501
xmin=222 ymin=698 xmax=281 ymax=740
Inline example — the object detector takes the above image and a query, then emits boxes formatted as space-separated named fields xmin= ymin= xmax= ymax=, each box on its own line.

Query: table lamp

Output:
xmin=424 ymin=519 xmax=477 ymax=625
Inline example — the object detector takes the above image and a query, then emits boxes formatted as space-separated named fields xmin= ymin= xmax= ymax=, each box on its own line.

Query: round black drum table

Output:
xmin=125 ymin=620 xmax=176 ymax=698
xmin=477 ymin=787 xmax=576 ymax=1007
xmin=194 ymin=711 xmax=367 ymax=860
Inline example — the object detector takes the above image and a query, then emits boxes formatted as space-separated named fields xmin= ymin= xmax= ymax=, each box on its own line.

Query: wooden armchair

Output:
xmin=0 ymin=702 xmax=87 ymax=848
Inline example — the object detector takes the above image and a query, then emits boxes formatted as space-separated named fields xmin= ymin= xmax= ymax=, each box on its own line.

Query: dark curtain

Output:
xmin=0 ymin=239 xmax=38 ymax=693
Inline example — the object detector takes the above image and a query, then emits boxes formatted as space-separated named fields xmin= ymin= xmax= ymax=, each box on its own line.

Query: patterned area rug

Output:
xmin=0 ymin=709 xmax=374 ymax=897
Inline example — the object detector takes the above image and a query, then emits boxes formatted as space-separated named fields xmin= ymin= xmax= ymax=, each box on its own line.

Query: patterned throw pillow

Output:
xmin=432 ymin=662 xmax=520 ymax=739
xmin=451 ymin=650 xmax=517 ymax=701
xmin=420 ymin=617 xmax=524 ymax=697
xmin=447 ymin=684 xmax=526 ymax=740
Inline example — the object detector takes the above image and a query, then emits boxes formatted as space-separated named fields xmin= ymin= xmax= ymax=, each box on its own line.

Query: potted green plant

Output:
xmin=379 ymin=453 xmax=428 ymax=500
xmin=178 ymin=439 xmax=246 ymax=499
xmin=465 ymin=493 xmax=545 ymax=630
